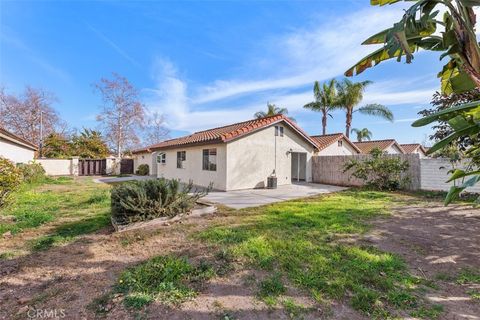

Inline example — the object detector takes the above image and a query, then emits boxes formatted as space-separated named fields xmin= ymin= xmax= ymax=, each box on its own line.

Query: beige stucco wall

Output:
xmin=156 ymin=144 xmax=227 ymax=191
xmin=226 ymin=124 xmax=315 ymax=190
xmin=316 ymin=138 xmax=358 ymax=156
xmin=0 ymin=140 xmax=35 ymax=164
xmin=133 ymin=153 xmax=153 ymax=174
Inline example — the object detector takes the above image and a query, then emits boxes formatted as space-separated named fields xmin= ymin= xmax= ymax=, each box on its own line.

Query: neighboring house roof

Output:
xmin=353 ymin=139 xmax=405 ymax=154
xmin=310 ymin=133 xmax=361 ymax=154
xmin=133 ymin=114 xmax=318 ymax=153
xmin=400 ymin=143 xmax=427 ymax=154
xmin=0 ymin=127 xmax=38 ymax=151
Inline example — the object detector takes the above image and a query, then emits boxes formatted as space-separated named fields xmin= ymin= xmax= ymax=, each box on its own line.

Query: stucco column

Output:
xmin=105 ymin=156 xmax=120 ymax=175
xmin=70 ymin=157 xmax=79 ymax=176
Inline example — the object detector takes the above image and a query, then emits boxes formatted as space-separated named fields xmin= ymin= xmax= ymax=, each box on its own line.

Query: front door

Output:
xmin=291 ymin=152 xmax=306 ymax=182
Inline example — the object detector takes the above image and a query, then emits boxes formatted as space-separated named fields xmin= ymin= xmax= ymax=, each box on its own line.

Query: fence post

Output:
xmin=71 ymin=157 xmax=79 ymax=176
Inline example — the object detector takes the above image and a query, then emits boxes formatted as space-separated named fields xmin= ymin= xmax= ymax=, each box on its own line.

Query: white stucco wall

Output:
xmin=0 ymin=140 xmax=35 ymax=164
xmin=317 ymin=138 xmax=358 ymax=156
xmin=133 ymin=153 xmax=153 ymax=174
xmin=420 ymin=158 xmax=480 ymax=192
xmin=385 ymin=144 xmax=403 ymax=154
xmin=156 ymin=144 xmax=227 ymax=191
xmin=226 ymin=124 xmax=315 ymax=190
xmin=37 ymin=159 xmax=73 ymax=176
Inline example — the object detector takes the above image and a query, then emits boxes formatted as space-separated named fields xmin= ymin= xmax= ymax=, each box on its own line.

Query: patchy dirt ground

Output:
xmin=366 ymin=202 xmax=480 ymax=320
xmin=0 ymin=197 xmax=479 ymax=320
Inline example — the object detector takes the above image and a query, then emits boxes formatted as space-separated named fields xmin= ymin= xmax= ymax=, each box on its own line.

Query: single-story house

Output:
xmin=400 ymin=143 xmax=429 ymax=158
xmin=310 ymin=133 xmax=361 ymax=156
xmin=0 ymin=127 xmax=37 ymax=164
xmin=132 ymin=115 xmax=319 ymax=191
xmin=354 ymin=139 xmax=405 ymax=155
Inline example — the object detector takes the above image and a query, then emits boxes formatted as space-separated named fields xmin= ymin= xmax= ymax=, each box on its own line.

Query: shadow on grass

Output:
xmin=30 ymin=213 xmax=112 ymax=251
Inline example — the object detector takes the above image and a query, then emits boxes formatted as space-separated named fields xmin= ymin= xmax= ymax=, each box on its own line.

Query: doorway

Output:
xmin=291 ymin=152 xmax=306 ymax=182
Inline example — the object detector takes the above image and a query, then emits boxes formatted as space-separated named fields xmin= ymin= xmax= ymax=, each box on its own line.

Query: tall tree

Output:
xmin=94 ymin=73 xmax=145 ymax=157
xmin=143 ymin=111 xmax=169 ymax=143
xmin=336 ymin=79 xmax=394 ymax=138
xmin=71 ymin=128 xmax=110 ymax=159
xmin=351 ymin=128 xmax=373 ymax=142
xmin=0 ymin=86 xmax=64 ymax=151
xmin=254 ymin=103 xmax=290 ymax=119
xmin=345 ymin=0 xmax=480 ymax=204
xmin=303 ymin=79 xmax=337 ymax=135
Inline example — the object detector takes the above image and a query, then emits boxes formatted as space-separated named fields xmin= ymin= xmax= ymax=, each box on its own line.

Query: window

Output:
xmin=202 ymin=148 xmax=217 ymax=171
xmin=177 ymin=151 xmax=186 ymax=168
xmin=157 ymin=153 xmax=166 ymax=164
xmin=338 ymin=140 xmax=343 ymax=147
xmin=275 ymin=126 xmax=284 ymax=137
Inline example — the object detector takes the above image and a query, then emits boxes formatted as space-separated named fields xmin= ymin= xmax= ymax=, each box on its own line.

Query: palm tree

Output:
xmin=254 ymin=103 xmax=289 ymax=119
xmin=336 ymin=79 xmax=393 ymax=138
xmin=351 ymin=128 xmax=372 ymax=142
xmin=303 ymin=79 xmax=337 ymax=135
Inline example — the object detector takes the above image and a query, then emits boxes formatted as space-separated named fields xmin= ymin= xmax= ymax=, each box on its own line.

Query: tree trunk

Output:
xmin=345 ymin=108 xmax=353 ymax=138
xmin=322 ymin=110 xmax=327 ymax=135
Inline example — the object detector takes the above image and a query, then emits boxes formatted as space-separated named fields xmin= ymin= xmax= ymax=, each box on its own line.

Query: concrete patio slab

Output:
xmin=203 ymin=183 xmax=347 ymax=209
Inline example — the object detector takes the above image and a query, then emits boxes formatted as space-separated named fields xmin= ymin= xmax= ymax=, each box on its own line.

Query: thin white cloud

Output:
xmin=192 ymin=6 xmax=407 ymax=104
xmin=86 ymin=23 xmax=141 ymax=68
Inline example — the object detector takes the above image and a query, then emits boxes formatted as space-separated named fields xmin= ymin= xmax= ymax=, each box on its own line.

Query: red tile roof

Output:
xmin=310 ymin=133 xmax=361 ymax=153
xmin=353 ymin=139 xmax=405 ymax=154
xmin=133 ymin=114 xmax=318 ymax=153
xmin=400 ymin=143 xmax=427 ymax=154
xmin=0 ymin=127 xmax=38 ymax=151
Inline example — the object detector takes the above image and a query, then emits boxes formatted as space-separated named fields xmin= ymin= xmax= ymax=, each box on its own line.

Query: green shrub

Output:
xmin=111 ymin=179 xmax=209 ymax=225
xmin=343 ymin=148 xmax=410 ymax=191
xmin=136 ymin=164 xmax=149 ymax=176
xmin=17 ymin=162 xmax=46 ymax=183
xmin=0 ymin=157 xmax=22 ymax=208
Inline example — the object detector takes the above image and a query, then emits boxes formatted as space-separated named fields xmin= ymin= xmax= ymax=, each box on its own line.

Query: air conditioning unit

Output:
xmin=267 ymin=176 xmax=277 ymax=189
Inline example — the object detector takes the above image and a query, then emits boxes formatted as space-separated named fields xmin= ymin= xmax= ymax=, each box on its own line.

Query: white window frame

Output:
xmin=275 ymin=126 xmax=284 ymax=137
xmin=338 ymin=140 xmax=343 ymax=147
xmin=157 ymin=153 xmax=166 ymax=164
xmin=202 ymin=148 xmax=217 ymax=171
xmin=177 ymin=151 xmax=186 ymax=169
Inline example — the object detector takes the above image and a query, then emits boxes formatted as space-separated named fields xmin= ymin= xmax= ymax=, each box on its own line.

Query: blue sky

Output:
xmin=0 ymin=0 xmax=445 ymax=145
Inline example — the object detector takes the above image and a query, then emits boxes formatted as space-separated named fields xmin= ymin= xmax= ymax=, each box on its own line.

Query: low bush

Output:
xmin=343 ymin=148 xmax=410 ymax=191
xmin=0 ymin=157 xmax=22 ymax=208
xmin=17 ymin=162 xmax=46 ymax=184
xmin=136 ymin=164 xmax=149 ymax=176
xmin=111 ymin=179 xmax=209 ymax=225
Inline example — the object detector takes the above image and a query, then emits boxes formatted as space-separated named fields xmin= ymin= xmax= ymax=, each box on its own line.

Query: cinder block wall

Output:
xmin=312 ymin=154 xmax=480 ymax=193
xmin=420 ymin=158 xmax=480 ymax=192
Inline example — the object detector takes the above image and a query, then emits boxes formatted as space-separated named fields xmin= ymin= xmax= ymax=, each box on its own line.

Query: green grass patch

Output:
xmin=116 ymin=255 xmax=215 ymax=309
xmin=457 ymin=269 xmax=480 ymax=285
xmin=0 ymin=177 xmax=110 ymax=236
xmin=197 ymin=190 xmax=436 ymax=317
xmin=258 ymin=273 xmax=286 ymax=306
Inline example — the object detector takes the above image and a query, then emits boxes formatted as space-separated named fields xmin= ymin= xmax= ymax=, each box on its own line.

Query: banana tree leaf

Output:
xmin=458 ymin=0 xmax=480 ymax=6
xmin=412 ymin=100 xmax=480 ymax=127
xmin=445 ymin=185 xmax=464 ymax=205
xmin=450 ymin=72 xmax=477 ymax=93
xmin=371 ymin=0 xmax=402 ymax=5
xmin=448 ymin=115 xmax=471 ymax=131
xmin=346 ymin=37 xmax=424 ymax=76
xmin=447 ymin=169 xmax=480 ymax=182
xmin=363 ymin=19 xmax=436 ymax=45
xmin=426 ymin=123 xmax=479 ymax=154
